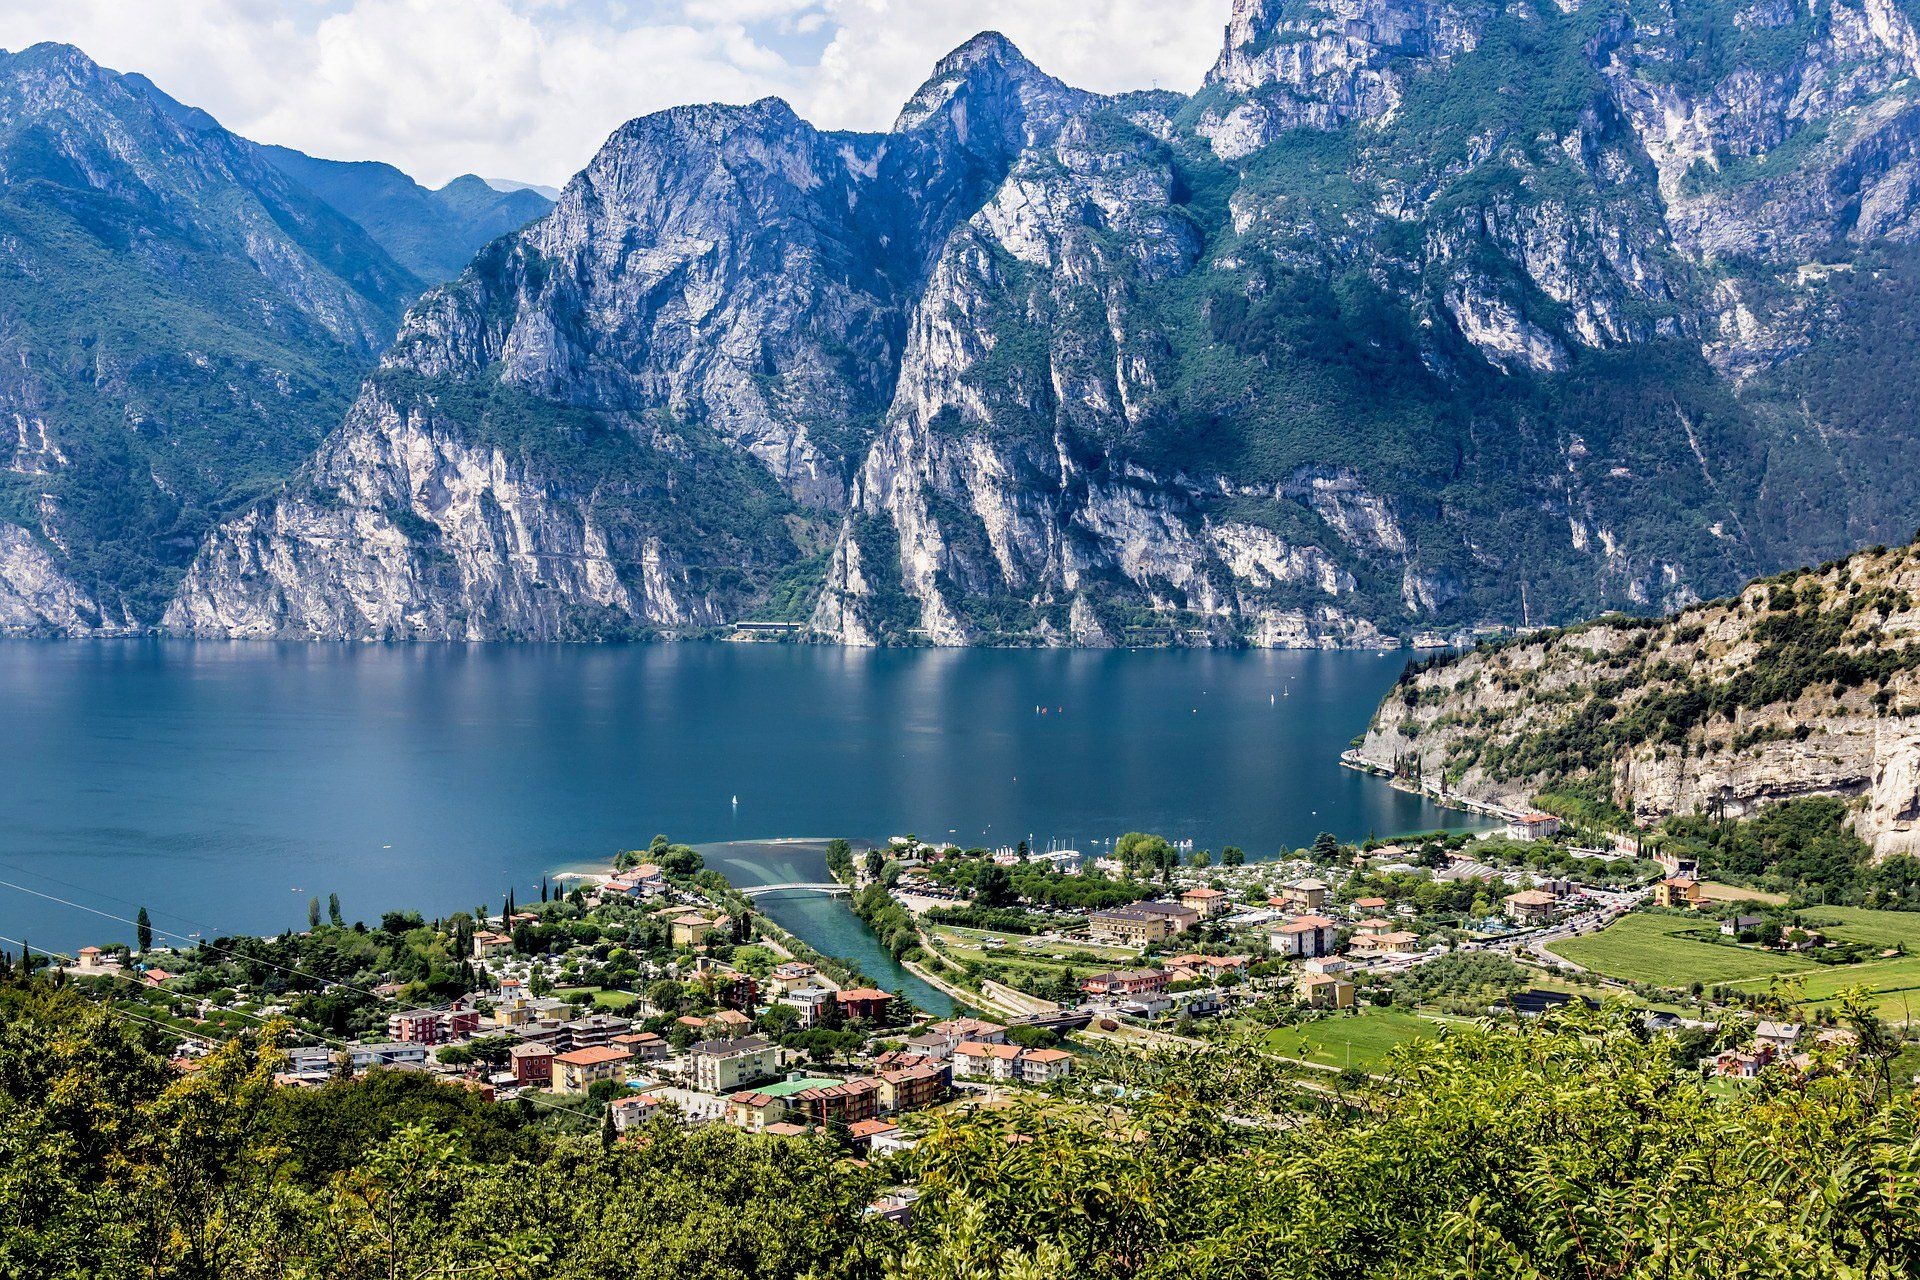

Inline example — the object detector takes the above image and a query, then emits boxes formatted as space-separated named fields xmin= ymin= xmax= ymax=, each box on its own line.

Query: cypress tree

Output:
xmin=136 ymin=907 xmax=152 ymax=953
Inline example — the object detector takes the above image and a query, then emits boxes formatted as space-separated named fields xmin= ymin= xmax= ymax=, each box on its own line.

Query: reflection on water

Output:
xmin=0 ymin=640 xmax=1478 ymax=974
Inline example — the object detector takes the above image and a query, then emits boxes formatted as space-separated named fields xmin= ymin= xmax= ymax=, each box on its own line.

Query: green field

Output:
xmin=1788 ymin=906 xmax=1920 ymax=951
xmin=1263 ymin=1008 xmax=1459 ymax=1072
xmin=555 ymin=987 xmax=638 ymax=1010
xmin=1728 ymin=954 xmax=1920 ymax=1022
xmin=1547 ymin=913 xmax=1808 ymax=986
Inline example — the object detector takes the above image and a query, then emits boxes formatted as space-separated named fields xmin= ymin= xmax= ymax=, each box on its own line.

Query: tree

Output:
xmin=1312 ymin=831 xmax=1343 ymax=862
xmin=978 ymin=864 xmax=1015 ymax=909
xmin=1222 ymin=846 xmax=1246 ymax=867
xmin=135 ymin=906 xmax=152 ymax=954
xmin=863 ymin=848 xmax=885 ymax=881
xmin=1190 ymin=848 xmax=1212 ymax=869
xmin=328 ymin=892 xmax=343 ymax=927
xmin=307 ymin=896 xmax=322 ymax=931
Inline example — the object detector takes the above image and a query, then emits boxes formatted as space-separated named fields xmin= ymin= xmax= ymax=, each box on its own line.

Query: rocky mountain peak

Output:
xmin=893 ymin=30 xmax=1091 ymax=154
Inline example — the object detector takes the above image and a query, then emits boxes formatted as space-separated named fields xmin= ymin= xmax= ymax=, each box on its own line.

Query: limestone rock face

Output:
xmin=1354 ymin=541 xmax=1920 ymax=855
xmin=162 ymin=4 xmax=1920 ymax=644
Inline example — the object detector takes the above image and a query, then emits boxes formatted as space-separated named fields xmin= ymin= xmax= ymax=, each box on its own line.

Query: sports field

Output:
xmin=1263 ymin=1008 xmax=1460 ymax=1072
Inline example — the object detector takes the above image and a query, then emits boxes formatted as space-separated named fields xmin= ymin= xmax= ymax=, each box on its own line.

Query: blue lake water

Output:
xmin=0 ymin=641 xmax=1478 ymax=1005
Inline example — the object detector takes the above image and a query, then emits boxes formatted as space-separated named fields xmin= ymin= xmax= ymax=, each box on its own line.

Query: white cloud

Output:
xmin=0 ymin=0 xmax=1226 ymax=187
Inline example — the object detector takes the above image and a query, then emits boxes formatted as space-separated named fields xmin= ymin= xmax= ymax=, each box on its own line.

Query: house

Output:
xmin=769 ymin=961 xmax=819 ymax=994
xmin=835 ymin=988 xmax=894 ymax=1022
xmin=1714 ymin=1050 xmax=1767 ymax=1079
xmin=386 ymin=1009 xmax=449 ymax=1045
xmin=665 ymin=910 xmax=724 ymax=948
xmin=1352 ymin=918 xmax=1395 ymax=939
xmin=600 ymin=863 xmax=666 ymax=900
xmin=74 ymin=945 xmax=113 ymax=972
xmin=1080 ymin=969 xmax=1171 ymax=999
xmin=1652 ymin=878 xmax=1704 ymax=909
xmin=471 ymin=931 xmax=514 ymax=961
xmin=1348 ymin=897 xmax=1389 ymax=918
xmin=552 ymin=1045 xmax=632 ymax=1093
xmin=1720 ymin=913 xmax=1764 ymax=936
xmin=1270 ymin=915 xmax=1340 ymax=959
xmin=1505 ymin=811 xmax=1563 ymax=841
xmin=1297 ymin=972 xmax=1356 ymax=1009
xmin=1180 ymin=886 xmax=1230 ymax=919
xmin=1276 ymin=879 xmax=1329 ymax=911
xmin=690 ymin=1035 xmax=780 ymax=1094
xmin=1503 ymin=889 xmax=1561 ymax=925
xmin=847 ymin=1118 xmax=899 ymax=1149
xmin=876 ymin=1061 xmax=950 ymax=1113
xmin=927 ymin=1016 xmax=1007 ymax=1047
xmin=1134 ymin=901 xmax=1200 ymax=934
xmin=1301 ymin=955 xmax=1353 ymax=976
xmin=1369 ymin=930 xmax=1423 ymax=955
xmin=608 ymin=1093 xmax=664 ymax=1132
xmin=1755 ymin=1021 xmax=1802 ymax=1055
xmin=1087 ymin=906 xmax=1177 ymax=946
xmin=1015 ymin=1048 xmax=1074 ymax=1084
xmin=728 ymin=1076 xmax=880 ymax=1131
xmin=611 ymin=1031 xmax=670 ymax=1062
xmin=141 ymin=967 xmax=176 ymax=987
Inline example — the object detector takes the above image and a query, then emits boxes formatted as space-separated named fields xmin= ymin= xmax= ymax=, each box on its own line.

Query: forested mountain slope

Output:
xmin=1355 ymin=537 xmax=1920 ymax=854
xmin=0 ymin=43 xmax=422 ymax=629
xmin=157 ymin=0 xmax=1920 ymax=643
xmin=254 ymin=148 xmax=553 ymax=282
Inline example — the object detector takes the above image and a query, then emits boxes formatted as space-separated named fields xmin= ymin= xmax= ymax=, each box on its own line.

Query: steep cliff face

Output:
xmin=1354 ymin=540 xmax=1920 ymax=855
xmin=166 ymin=1 xmax=1920 ymax=644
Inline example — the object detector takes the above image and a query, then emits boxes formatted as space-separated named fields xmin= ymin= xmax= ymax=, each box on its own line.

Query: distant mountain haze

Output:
xmin=11 ymin=0 xmax=1920 ymax=645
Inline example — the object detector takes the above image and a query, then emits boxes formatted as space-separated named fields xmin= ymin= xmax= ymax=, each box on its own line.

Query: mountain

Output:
xmin=0 ymin=42 xmax=422 ymax=629
xmin=164 ymin=3 xmax=1920 ymax=643
xmin=253 ymin=148 xmax=553 ymax=281
xmin=1353 ymin=536 xmax=1920 ymax=856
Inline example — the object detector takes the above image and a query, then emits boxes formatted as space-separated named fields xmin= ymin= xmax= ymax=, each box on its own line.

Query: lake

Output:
xmin=0 ymin=641 xmax=1478 ymax=1007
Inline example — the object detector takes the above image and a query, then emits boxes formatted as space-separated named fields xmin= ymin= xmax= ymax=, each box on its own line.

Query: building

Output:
xmin=1270 ymin=915 xmax=1340 ymax=959
xmin=385 ymin=1005 xmax=481 ymax=1046
xmin=1133 ymin=901 xmax=1200 ymax=935
xmin=665 ymin=910 xmax=725 ymax=948
xmin=608 ymin=1093 xmax=664 ymax=1132
xmin=508 ymin=1042 xmax=554 ymax=1087
xmin=835 ymin=988 xmax=894 ymax=1022
xmin=1652 ymin=878 xmax=1705 ymax=909
xmin=1755 ymin=1021 xmax=1802 ymax=1055
xmin=1348 ymin=896 xmax=1389 ymax=918
xmin=1015 ymin=1048 xmax=1074 ymax=1084
xmin=1277 ymin=879 xmax=1329 ymax=912
xmin=690 ymin=1035 xmax=780 ymax=1094
xmin=1297 ymin=972 xmax=1356 ymax=1009
xmin=1506 ymin=811 xmax=1563 ymax=841
xmin=927 ymin=1016 xmax=1007 ymax=1047
xmin=1088 ymin=906 xmax=1176 ymax=946
xmin=952 ymin=1041 xmax=1025 ymax=1081
xmin=552 ymin=1045 xmax=632 ymax=1093
xmin=876 ymin=1061 xmax=950 ymax=1113
xmin=560 ymin=1014 xmax=633 ymax=1050
xmin=1369 ymin=930 xmax=1423 ymax=955
xmin=728 ymin=1076 xmax=880 ymax=1131
xmin=952 ymin=1041 xmax=1073 ymax=1084
xmin=769 ymin=961 xmax=819 ymax=994
xmin=781 ymin=984 xmax=835 ymax=1027
xmin=847 ymin=1118 xmax=899 ymax=1149
xmin=1720 ymin=914 xmax=1764 ymax=936
xmin=713 ymin=972 xmax=760 ymax=1011
xmin=1080 ymin=969 xmax=1171 ymax=998
xmin=1179 ymin=886 xmax=1230 ymax=919
xmin=1352 ymin=918 xmax=1395 ymax=939
xmin=1503 ymin=889 xmax=1561 ymax=925
xmin=471 ymin=931 xmax=514 ymax=961
xmin=611 ymin=1031 xmax=670 ymax=1062
xmin=600 ymin=863 xmax=666 ymax=900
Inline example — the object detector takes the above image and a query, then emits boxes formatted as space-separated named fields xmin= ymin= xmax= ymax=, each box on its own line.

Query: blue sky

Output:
xmin=0 ymin=0 xmax=1228 ymax=187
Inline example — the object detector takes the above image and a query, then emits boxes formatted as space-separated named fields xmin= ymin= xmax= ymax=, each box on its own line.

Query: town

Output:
xmin=39 ymin=801 xmax=1920 ymax=1168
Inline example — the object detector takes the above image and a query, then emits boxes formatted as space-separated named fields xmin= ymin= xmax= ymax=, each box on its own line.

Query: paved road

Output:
xmin=1513 ymin=885 xmax=1650 ymax=971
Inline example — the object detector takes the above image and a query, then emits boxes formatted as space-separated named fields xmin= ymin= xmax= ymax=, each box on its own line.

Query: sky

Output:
xmin=0 ymin=0 xmax=1229 ymax=189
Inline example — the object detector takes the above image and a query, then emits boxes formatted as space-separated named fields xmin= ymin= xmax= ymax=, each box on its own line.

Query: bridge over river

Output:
xmin=739 ymin=882 xmax=851 ymax=898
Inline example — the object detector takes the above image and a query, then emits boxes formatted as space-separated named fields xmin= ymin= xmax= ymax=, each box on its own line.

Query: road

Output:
xmin=1512 ymin=885 xmax=1650 ymax=971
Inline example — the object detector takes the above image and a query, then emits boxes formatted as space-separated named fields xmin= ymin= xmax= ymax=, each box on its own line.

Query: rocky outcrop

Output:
xmin=1354 ymin=540 xmax=1920 ymax=855
xmin=154 ymin=3 xmax=1920 ymax=645
xmin=0 ymin=522 xmax=113 ymax=635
